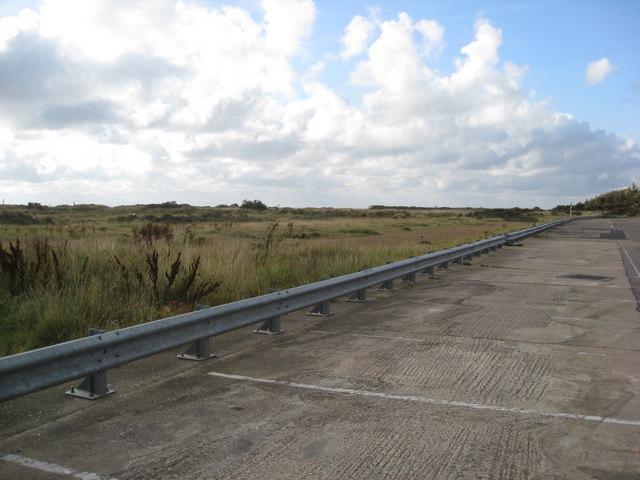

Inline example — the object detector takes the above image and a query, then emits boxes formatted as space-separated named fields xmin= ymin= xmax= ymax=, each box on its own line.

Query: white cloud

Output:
xmin=451 ymin=17 xmax=502 ymax=88
xmin=415 ymin=19 xmax=445 ymax=57
xmin=0 ymin=7 xmax=39 ymax=51
xmin=585 ymin=57 xmax=615 ymax=85
xmin=262 ymin=0 xmax=315 ymax=56
xmin=340 ymin=14 xmax=375 ymax=59
xmin=351 ymin=13 xmax=433 ymax=93
xmin=0 ymin=2 xmax=637 ymax=209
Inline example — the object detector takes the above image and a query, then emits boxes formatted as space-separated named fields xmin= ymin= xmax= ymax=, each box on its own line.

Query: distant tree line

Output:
xmin=369 ymin=205 xmax=456 ymax=210
xmin=466 ymin=207 xmax=542 ymax=222
xmin=553 ymin=183 xmax=640 ymax=216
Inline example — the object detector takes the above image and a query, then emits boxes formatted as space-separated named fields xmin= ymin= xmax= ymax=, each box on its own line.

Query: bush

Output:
xmin=133 ymin=223 xmax=173 ymax=244
xmin=241 ymin=199 xmax=268 ymax=211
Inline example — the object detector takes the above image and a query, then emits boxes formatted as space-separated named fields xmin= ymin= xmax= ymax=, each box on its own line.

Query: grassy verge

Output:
xmin=0 ymin=205 xmax=565 ymax=355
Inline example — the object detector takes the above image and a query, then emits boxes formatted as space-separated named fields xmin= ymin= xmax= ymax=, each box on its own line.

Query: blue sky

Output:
xmin=198 ymin=0 xmax=640 ymax=137
xmin=0 ymin=0 xmax=638 ymax=208
xmin=317 ymin=0 xmax=639 ymax=137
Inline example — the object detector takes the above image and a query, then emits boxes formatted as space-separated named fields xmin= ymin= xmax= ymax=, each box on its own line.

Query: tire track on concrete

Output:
xmin=315 ymin=332 xmax=552 ymax=403
xmin=312 ymin=329 xmax=639 ymax=354
xmin=454 ymin=349 xmax=551 ymax=402
xmin=329 ymin=427 xmax=421 ymax=479
xmin=428 ymin=427 xmax=470 ymax=479
xmin=438 ymin=304 xmax=553 ymax=339
xmin=215 ymin=434 xmax=303 ymax=479
xmin=303 ymin=414 xmax=544 ymax=479
xmin=487 ymin=424 xmax=544 ymax=480
xmin=405 ymin=342 xmax=549 ymax=402
xmin=477 ymin=282 xmax=563 ymax=306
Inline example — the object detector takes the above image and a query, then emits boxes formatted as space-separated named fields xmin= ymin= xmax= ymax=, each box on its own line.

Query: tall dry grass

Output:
xmin=0 ymin=207 xmax=561 ymax=355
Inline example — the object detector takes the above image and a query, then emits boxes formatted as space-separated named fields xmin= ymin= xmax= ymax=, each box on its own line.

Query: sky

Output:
xmin=0 ymin=0 xmax=638 ymax=209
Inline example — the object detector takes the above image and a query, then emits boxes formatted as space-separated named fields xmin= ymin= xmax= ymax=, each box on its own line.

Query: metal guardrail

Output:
xmin=0 ymin=217 xmax=576 ymax=402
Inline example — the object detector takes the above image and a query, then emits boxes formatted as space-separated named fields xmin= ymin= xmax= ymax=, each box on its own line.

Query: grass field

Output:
xmin=0 ymin=203 xmax=566 ymax=355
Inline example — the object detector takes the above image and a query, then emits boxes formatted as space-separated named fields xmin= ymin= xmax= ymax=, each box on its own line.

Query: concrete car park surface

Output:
xmin=1 ymin=217 xmax=639 ymax=479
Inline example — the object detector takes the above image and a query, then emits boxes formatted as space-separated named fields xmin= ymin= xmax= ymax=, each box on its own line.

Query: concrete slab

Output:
xmin=1 ymin=217 xmax=639 ymax=479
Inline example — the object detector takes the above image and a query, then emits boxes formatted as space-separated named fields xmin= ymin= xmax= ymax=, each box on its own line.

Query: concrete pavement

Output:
xmin=1 ymin=217 xmax=639 ymax=479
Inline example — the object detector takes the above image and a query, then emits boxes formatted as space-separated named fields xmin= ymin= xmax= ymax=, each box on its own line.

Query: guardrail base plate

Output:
xmin=177 ymin=352 xmax=216 ymax=361
xmin=254 ymin=328 xmax=285 ymax=335
xmin=65 ymin=386 xmax=115 ymax=400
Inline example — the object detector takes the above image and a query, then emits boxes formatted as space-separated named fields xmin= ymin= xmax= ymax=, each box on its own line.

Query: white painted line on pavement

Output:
xmin=619 ymin=242 xmax=640 ymax=278
xmin=208 ymin=372 xmax=640 ymax=427
xmin=0 ymin=454 xmax=119 ymax=480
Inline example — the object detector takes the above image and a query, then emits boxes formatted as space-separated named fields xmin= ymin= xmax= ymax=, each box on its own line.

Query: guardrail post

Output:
xmin=420 ymin=265 xmax=434 ymax=275
xmin=347 ymin=289 xmax=367 ymax=302
xmin=378 ymin=263 xmax=395 ymax=290
xmin=402 ymin=271 xmax=416 ymax=282
xmin=402 ymin=257 xmax=417 ymax=282
xmin=347 ymin=269 xmax=368 ymax=302
xmin=178 ymin=305 xmax=215 ymax=361
xmin=438 ymin=261 xmax=449 ymax=270
xmin=308 ymin=279 xmax=333 ymax=316
xmin=65 ymin=329 xmax=115 ymax=400
xmin=255 ymin=289 xmax=285 ymax=333
xmin=308 ymin=300 xmax=332 ymax=316
xmin=452 ymin=257 xmax=462 ymax=265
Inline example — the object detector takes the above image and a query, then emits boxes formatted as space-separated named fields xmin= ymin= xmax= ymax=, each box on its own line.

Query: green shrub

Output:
xmin=241 ymin=199 xmax=268 ymax=211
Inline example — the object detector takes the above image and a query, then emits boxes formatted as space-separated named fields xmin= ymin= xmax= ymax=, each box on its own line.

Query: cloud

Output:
xmin=0 ymin=32 xmax=66 ymax=102
xmin=262 ymin=0 xmax=315 ymax=56
xmin=585 ymin=57 xmax=615 ymax=85
xmin=0 ymin=2 xmax=637 ymax=209
xmin=38 ymin=100 xmax=120 ymax=128
xmin=350 ymin=13 xmax=433 ymax=93
xmin=340 ymin=14 xmax=375 ymax=59
xmin=415 ymin=19 xmax=445 ymax=57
